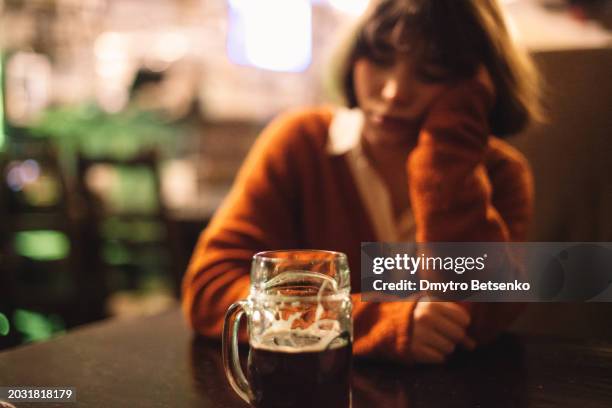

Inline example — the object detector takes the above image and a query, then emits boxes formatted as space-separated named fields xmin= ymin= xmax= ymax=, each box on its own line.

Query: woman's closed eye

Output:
xmin=417 ymin=65 xmax=453 ymax=83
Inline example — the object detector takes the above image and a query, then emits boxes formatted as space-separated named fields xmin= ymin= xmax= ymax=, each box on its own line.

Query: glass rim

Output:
xmin=253 ymin=249 xmax=348 ymax=264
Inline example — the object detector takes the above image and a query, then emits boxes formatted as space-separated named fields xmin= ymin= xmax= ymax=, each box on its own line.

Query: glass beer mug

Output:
xmin=222 ymin=250 xmax=353 ymax=408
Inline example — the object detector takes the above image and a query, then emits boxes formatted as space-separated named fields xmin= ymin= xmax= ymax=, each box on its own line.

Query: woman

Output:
xmin=182 ymin=0 xmax=542 ymax=364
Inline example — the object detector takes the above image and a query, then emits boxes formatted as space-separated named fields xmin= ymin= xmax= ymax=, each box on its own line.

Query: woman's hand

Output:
xmin=410 ymin=300 xmax=476 ymax=364
xmin=424 ymin=64 xmax=496 ymax=123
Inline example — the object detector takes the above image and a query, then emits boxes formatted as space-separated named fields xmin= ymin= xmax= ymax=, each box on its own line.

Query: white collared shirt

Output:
xmin=326 ymin=108 xmax=416 ymax=242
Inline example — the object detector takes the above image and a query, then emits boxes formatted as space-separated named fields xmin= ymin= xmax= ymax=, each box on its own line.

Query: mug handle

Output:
xmin=222 ymin=300 xmax=252 ymax=403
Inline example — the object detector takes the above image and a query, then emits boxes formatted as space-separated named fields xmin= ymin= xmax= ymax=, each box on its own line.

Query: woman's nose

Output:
xmin=381 ymin=73 xmax=412 ymax=104
xmin=381 ymin=78 xmax=399 ymax=101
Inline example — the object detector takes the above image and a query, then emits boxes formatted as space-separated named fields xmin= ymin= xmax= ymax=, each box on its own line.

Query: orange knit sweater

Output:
xmin=182 ymin=81 xmax=534 ymax=364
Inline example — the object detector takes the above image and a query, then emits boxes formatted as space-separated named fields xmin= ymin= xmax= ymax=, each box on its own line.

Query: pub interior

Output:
xmin=0 ymin=0 xmax=611 ymax=407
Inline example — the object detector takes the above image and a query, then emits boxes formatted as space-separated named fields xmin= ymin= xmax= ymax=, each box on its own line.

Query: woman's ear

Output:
xmin=475 ymin=65 xmax=496 ymax=100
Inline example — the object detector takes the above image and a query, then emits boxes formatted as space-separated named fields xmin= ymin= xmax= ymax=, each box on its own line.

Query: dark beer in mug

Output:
xmin=248 ymin=330 xmax=352 ymax=408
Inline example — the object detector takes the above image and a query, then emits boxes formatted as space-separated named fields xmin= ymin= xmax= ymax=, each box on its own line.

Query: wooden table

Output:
xmin=1 ymin=308 xmax=611 ymax=407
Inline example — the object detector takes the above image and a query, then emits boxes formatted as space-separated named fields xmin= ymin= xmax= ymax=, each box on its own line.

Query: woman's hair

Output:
xmin=331 ymin=0 xmax=545 ymax=137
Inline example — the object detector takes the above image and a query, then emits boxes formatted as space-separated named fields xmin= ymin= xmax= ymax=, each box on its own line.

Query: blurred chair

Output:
xmin=76 ymin=150 xmax=182 ymax=317
xmin=0 ymin=135 xmax=93 ymax=347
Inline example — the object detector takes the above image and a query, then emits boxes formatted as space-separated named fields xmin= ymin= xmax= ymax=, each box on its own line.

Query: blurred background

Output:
xmin=0 ymin=0 xmax=610 ymax=350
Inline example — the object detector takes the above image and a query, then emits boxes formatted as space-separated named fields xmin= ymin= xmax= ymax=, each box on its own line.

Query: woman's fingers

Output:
xmin=412 ymin=343 xmax=446 ymax=364
xmin=411 ymin=301 xmax=477 ymax=363
xmin=460 ymin=336 xmax=477 ymax=351
xmin=429 ymin=313 xmax=468 ymax=343
xmin=414 ymin=327 xmax=456 ymax=355
xmin=429 ymin=303 xmax=477 ymax=350
xmin=430 ymin=302 xmax=471 ymax=328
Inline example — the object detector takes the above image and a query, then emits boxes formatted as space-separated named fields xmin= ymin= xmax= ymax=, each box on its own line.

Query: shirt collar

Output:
xmin=326 ymin=107 xmax=364 ymax=156
xmin=326 ymin=107 xmax=416 ymax=241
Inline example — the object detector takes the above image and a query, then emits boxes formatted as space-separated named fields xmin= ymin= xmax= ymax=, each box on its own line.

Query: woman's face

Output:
xmin=353 ymin=53 xmax=452 ymax=145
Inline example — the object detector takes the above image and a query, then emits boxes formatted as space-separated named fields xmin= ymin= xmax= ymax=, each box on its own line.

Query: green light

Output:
xmin=102 ymin=241 xmax=131 ymax=265
xmin=13 ymin=309 xmax=65 ymax=343
xmin=13 ymin=230 xmax=70 ymax=261
xmin=0 ymin=313 xmax=9 ymax=336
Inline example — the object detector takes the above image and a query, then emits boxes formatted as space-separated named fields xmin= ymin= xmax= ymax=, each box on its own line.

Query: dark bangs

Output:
xmin=352 ymin=1 xmax=487 ymax=84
